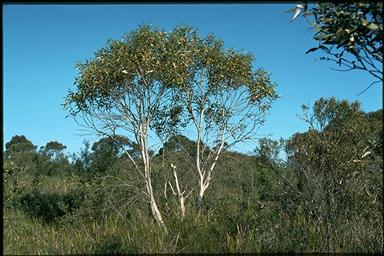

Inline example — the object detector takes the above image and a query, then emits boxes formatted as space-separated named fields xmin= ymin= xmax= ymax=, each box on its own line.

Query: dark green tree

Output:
xmin=253 ymin=137 xmax=284 ymax=168
xmin=41 ymin=141 xmax=67 ymax=160
xmin=160 ymin=135 xmax=197 ymax=156
xmin=5 ymin=135 xmax=36 ymax=157
xmin=4 ymin=135 xmax=38 ymax=173
xmin=4 ymin=136 xmax=46 ymax=190
xmin=38 ymin=141 xmax=71 ymax=176
xmin=90 ymin=135 xmax=133 ymax=174
xmin=285 ymin=97 xmax=383 ymax=251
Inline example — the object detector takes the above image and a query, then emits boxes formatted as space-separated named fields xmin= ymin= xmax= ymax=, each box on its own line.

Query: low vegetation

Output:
xmin=3 ymin=98 xmax=382 ymax=254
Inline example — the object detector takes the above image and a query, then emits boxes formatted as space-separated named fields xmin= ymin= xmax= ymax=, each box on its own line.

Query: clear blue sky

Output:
xmin=3 ymin=4 xmax=382 ymax=155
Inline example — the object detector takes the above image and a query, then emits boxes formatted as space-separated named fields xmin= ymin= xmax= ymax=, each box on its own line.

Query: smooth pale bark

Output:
xmin=195 ymin=108 xmax=227 ymax=204
xmin=172 ymin=163 xmax=185 ymax=217
xmin=195 ymin=108 xmax=205 ymax=205
xmin=140 ymin=123 xmax=165 ymax=227
xmin=168 ymin=163 xmax=191 ymax=217
xmin=147 ymin=182 xmax=164 ymax=225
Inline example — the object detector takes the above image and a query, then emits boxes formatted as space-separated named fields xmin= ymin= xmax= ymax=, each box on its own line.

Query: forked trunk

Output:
xmin=170 ymin=163 xmax=189 ymax=217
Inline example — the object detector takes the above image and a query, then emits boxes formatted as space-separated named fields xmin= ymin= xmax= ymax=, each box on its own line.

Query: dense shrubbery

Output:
xmin=3 ymin=98 xmax=383 ymax=253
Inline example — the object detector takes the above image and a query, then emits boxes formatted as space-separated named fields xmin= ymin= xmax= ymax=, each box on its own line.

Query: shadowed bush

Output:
xmin=19 ymin=190 xmax=85 ymax=224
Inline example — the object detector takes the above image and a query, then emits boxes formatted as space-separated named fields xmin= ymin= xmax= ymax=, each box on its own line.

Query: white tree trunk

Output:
xmin=149 ymin=189 xmax=164 ymax=224
xmin=179 ymin=197 xmax=186 ymax=217
xmin=140 ymin=123 xmax=165 ymax=227
xmin=144 ymin=161 xmax=165 ymax=226
xmin=198 ymin=179 xmax=206 ymax=203
xmin=171 ymin=163 xmax=190 ymax=217
xmin=195 ymin=109 xmax=226 ymax=205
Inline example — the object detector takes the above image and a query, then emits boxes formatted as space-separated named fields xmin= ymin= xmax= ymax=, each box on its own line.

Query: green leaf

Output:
xmin=360 ymin=18 xmax=369 ymax=26
xmin=367 ymin=23 xmax=379 ymax=30
xmin=305 ymin=47 xmax=320 ymax=54
xmin=314 ymin=33 xmax=333 ymax=41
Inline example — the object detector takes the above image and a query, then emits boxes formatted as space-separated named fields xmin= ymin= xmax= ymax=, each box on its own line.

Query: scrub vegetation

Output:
xmin=4 ymin=21 xmax=383 ymax=254
xmin=4 ymin=99 xmax=382 ymax=254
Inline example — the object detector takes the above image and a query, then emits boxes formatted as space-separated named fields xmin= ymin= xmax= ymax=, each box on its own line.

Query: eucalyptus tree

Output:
xmin=163 ymin=27 xmax=278 ymax=204
xmin=4 ymin=135 xmax=38 ymax=173
xmin=5 ymin=135 xmax=37 ymax=157
xmin=64 ymin=25 xmax=187 ymax=226
xmin=292 ymin=2 xmax=383 ymax=93
xmin=89 ymin=135 xmax=132 ymax=175
xmin=41 ymin=141 xmax=67 ymax=161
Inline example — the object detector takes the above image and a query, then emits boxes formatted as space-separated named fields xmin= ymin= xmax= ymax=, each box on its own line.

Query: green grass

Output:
xmin=3 ymin=159 xmax=383 ymax=254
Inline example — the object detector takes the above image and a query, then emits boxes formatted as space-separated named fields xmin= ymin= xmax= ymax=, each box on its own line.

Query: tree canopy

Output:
xmin=5 ymin=135 xmax=37 ymax=156
xmin=63 ymin=24 xmax=277 ymax=224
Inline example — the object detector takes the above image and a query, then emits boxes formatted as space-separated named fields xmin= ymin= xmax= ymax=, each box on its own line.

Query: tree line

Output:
xmin=3 ymin=97 xmax=382 ymax=252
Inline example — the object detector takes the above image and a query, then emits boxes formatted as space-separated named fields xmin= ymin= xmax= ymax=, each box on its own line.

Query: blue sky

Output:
xmin=3 ymin=4 xmax=382 ymax=155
